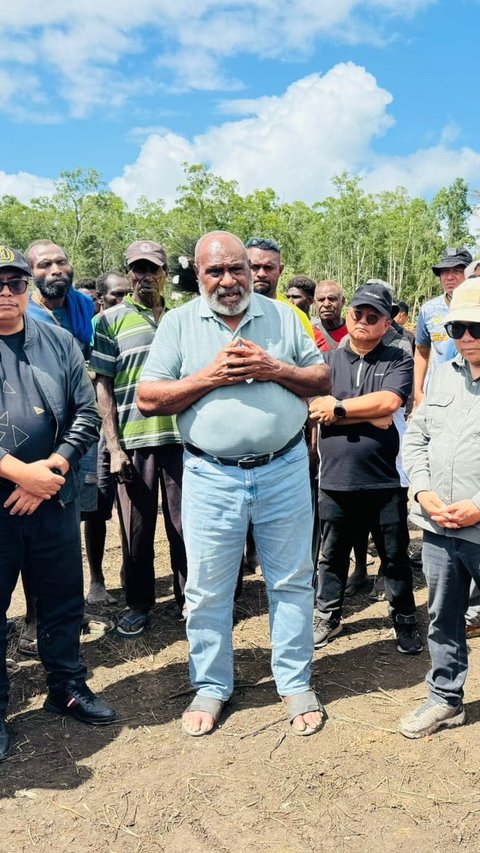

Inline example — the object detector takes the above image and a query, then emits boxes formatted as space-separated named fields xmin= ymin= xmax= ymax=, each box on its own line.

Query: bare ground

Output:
xmin=3 ymin=519 xmax=480 ymax=853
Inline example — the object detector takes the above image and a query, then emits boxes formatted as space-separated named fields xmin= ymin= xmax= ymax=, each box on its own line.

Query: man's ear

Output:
xmin=279 ymin=264 xmax=285 ymax=275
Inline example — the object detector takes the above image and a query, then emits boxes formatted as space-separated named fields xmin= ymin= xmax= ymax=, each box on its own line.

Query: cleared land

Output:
xmin=3 ymin=519 xmax=480 ymax=853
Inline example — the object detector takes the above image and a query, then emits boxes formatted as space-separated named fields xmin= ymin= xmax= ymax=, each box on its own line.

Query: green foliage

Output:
xmin=0 ymin=165 xmax=477 ymax=318
xmin=432 ymin=178 xmax=473 ymax=246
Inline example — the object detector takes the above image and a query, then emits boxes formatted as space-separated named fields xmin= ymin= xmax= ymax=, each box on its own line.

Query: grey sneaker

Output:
xmin=313 ymin=615 xmax=342 ymax=648
xmin=400 ymin=699 xmax=465 ymax=739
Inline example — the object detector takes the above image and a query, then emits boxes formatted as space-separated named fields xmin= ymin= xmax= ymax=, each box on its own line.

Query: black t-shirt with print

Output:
xmin=0 ymin=330 xmax=55 ymax=492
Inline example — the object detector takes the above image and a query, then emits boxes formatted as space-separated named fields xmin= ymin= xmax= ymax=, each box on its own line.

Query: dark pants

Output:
xmin=316 ymin=487 xmax=415 ymax=623
xmin=0 ymin=498 xmax=86 ymax=714
xmin=116 ymin=444 xmax=187 ymax=612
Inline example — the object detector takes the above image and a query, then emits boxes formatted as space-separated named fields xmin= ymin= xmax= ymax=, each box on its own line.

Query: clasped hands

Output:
xmin=417 ymin=492 xmax=480 ymax=529
xmin=3 ymin=456 xmax=67 ymax=517
xmin=207 ymin=338 xmax=280 ymax=385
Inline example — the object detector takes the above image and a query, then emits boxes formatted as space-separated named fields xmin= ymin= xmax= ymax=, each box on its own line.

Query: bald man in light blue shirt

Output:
xmin=138 ymin=231 xmax=331 ymax=739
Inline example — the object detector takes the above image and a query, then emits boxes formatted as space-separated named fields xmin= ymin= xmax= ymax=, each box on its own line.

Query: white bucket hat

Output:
xmin=444 ymin=277 xmax=480 ymax=324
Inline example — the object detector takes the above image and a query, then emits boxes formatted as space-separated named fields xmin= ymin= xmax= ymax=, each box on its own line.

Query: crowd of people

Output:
xmin=0 ymin=232 xmax=479 ymax=758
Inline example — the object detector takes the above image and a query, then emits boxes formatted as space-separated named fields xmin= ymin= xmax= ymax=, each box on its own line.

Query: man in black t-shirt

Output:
xmin=309 ymin=283 xmax=421 ymax=655
xmin=0 ymin=246 xmax=116 ymax=761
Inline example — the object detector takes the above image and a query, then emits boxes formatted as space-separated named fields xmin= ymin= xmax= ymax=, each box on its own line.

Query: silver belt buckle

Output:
xmin=237 ymin=455 xmax=258 ymax=469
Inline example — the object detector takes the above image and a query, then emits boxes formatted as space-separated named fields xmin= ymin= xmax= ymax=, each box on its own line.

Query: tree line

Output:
xmin=0 ymin=165 xmax=477 ymax=317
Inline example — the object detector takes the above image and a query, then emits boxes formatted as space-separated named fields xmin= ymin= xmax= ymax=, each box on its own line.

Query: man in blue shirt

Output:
xmin=414 ymin=247 xmax=472 ymax=406
xmin=138 ymin=231 xmax=331 ymax=738
xmin=18 ymin=241 xmax=96 ymax=657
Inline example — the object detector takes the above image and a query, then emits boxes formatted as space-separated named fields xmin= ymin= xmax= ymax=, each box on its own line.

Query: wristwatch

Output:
xmin=333 ymin=400 xmax=347 ymax=419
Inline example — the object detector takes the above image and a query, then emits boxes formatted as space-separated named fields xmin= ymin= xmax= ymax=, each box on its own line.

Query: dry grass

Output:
xmin=2 ymin=519 xmax=480 ymax=852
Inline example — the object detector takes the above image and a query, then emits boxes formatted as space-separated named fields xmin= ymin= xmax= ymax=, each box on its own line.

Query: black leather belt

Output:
xmin=184 ymin=430 xmax=303 ymax=470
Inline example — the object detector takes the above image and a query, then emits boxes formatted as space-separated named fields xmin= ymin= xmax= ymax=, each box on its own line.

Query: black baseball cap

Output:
xmin=0 ymin=245 xmax=31 ymax=276
xmin=351 ymin=283 xmax=392 ymax=317
xmin=432 ymin=247 xmax=472 ymax=276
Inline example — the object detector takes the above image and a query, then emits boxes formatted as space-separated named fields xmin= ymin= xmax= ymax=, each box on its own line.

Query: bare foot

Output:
xmin=182 ymin=711 xmax=215 ymax=735
xmin=82 ymin=611 xmax=113 ymax=635
xmin=86 ymin=582 xmax=117 ymax=606
xmin=290 ymin=709 xmax=324 ymax=734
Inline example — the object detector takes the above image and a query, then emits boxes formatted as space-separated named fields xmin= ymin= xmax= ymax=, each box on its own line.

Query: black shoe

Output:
xmin=393 ymin=614 xmax=423 ymax=655
xmin=44 ymin=683 xmax=116 ymax=726
xmin=345 ymin=569 xmax=368 ymax=596
xmin=407 ymin=543 xmax=423 ymax=570
xmin=367 ymin=575 xmax=386 ymax=601
xmin=0 ymin=717 xmax=11 ymax=761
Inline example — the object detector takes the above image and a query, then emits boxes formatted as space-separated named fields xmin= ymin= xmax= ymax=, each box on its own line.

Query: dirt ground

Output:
xmin=3 ymin=517 xmax=480 ymax=853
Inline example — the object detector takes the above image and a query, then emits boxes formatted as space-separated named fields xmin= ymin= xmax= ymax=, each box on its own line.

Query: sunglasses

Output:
xmin=0 ymin=279 xmax=29 ymax=295
xmin=350 ymin=307 xmax=382 ymax=326
xmin=245 ymin=237 xmax=281 ymax=252
xmin=445 ymin=321 xmax=480 ymax=340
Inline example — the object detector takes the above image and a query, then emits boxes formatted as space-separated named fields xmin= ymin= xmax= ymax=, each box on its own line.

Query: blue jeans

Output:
xmin=423 ymin=531 xmax=480 ymax=706
xmin=182 ymin=440 xmax=314 ymax=701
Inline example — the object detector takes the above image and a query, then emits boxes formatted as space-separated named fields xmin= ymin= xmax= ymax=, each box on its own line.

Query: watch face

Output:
xmin=334 ymin=402 xmax=346 ymax=418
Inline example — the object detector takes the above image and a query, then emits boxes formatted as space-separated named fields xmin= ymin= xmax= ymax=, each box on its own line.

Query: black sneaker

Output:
xmin=407 ymin=543 xmax=423 ymax=570
xmin=44 ymin=683 xmax=116 ymax=726
xmin=0 ymin=717 xmax=11 ymax=761
xmin=367 ymin=575 xmax=386 ymax=601
xmin=393 ymin=614 xmax=423 ymax=655
xmin=345 ymin=569 xmax=368 ymax=596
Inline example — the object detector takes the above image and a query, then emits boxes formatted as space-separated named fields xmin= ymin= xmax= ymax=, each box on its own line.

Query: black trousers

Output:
xmin=0 ymin=498 xmax=86 ymax=713
xmin=116 ymin=444 xmax=187 ymax=612
xmin=316 ymin=487 xmax=415 ymax=623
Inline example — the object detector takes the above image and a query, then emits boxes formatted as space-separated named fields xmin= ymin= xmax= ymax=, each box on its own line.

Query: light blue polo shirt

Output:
xmin=141 ymin=292 xmax=323 ymax=457
xmin=415 ymin=294 xmax=451 ymax=365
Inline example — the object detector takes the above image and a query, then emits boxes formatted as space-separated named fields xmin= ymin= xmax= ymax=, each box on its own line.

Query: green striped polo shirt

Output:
xmin=90 ymin=295 xmax=180 ymax=450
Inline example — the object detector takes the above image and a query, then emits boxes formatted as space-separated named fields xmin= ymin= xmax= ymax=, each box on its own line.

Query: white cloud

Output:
xmin=0 ymin=0 xmax=436 ymax=117
xmin=110 ymin=132 xmax=195 ymax=207
xmin=111 ymin=63 xmax=394 ymax=206
xmin=363 ymin=146 xmax=480 ymax=197
xmin=0 ymin=171 xmax=55 ymax=203
xmin=110 ymin=63 xmax=480 ymax=209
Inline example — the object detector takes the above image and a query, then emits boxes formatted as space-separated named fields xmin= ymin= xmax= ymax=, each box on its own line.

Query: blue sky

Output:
xmin=1 ymin=0 xmax=479 ymax=216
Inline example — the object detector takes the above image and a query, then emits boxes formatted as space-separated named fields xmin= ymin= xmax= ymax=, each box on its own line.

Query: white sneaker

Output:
xmin=400 ymin=699 xmax=465 ymax=739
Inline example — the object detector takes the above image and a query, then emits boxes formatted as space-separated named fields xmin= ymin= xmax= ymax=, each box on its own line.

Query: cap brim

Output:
xmin=350 ymin=297 xmax=390 ymax=317
xmin=432 ymin=260 xmax=467 ymax=275
xmin=126 ymin=252 xmax=165 ymax=267
xmin=445 ymin=307 xmax=480 ymax=324
xmin=0 ymin=262 xmax=31 ymax=276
